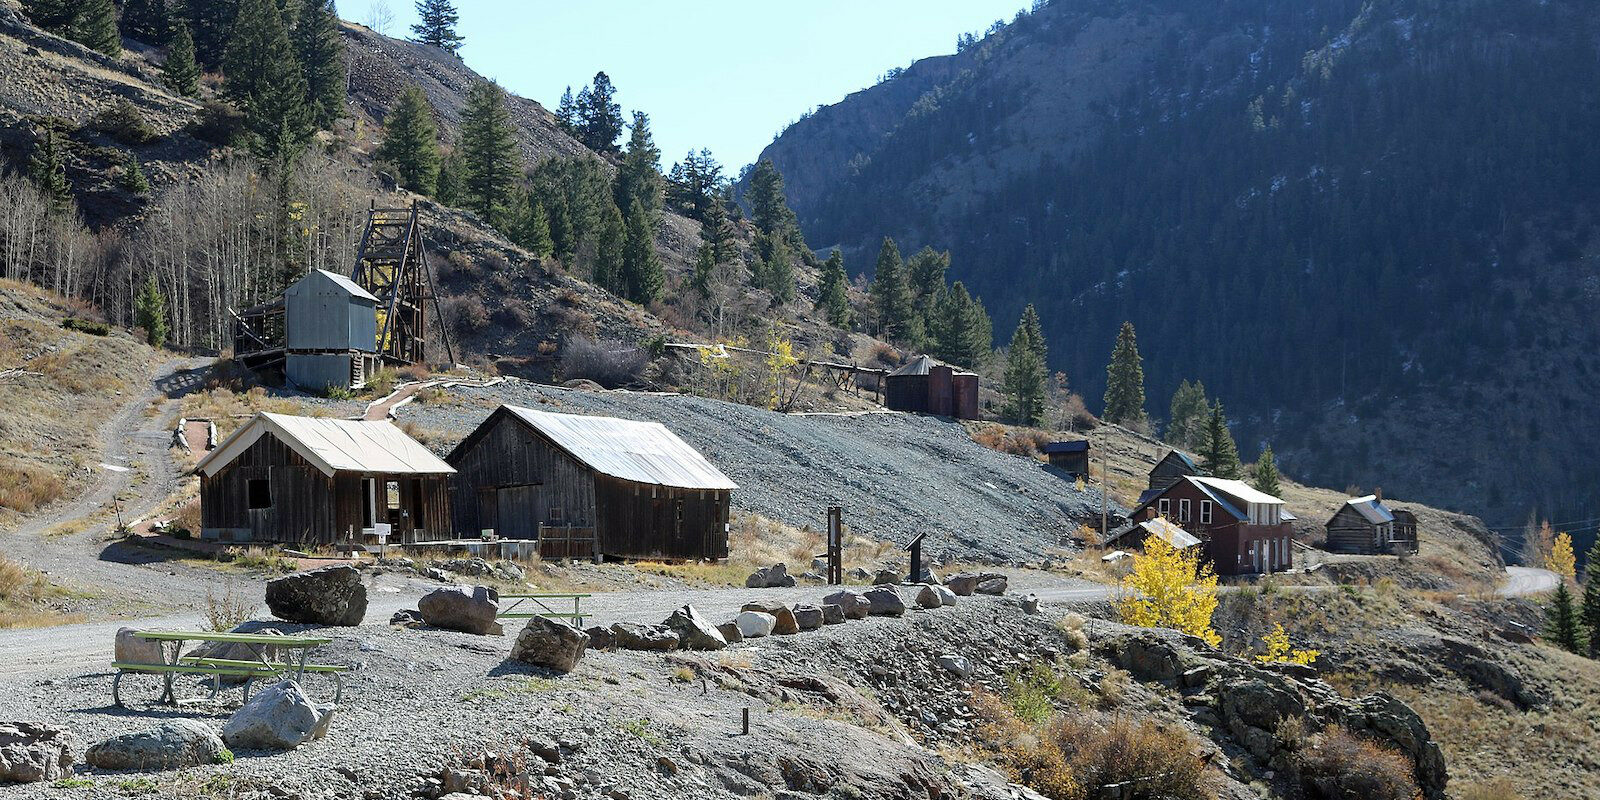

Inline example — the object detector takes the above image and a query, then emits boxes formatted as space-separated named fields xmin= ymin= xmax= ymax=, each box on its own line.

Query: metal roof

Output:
xmin=1345 ymin=495 xmax=1395 ymax=525
xmin=1191 ymin=476 xmax=1286 ymax=507
xmin=1155 ymin=450 xmax=1198 ymax=472
xmin=196 ymin=412 xmax=455 ymax=478
xmin=1042 ymin=440 xmax=1089 ymax=454
xmin=287 ymin=269 xmax=378 ymax=302
xmin=1103 ymin=518 xmax=1201 ymax=549
xmin=504 ymin=405 xmax=738 ymax=490
xmin=888 ymin=354 xmax=977 ymax=377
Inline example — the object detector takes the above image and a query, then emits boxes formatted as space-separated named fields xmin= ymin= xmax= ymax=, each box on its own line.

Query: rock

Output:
xmin=744 ymin=563 xmax=796 ymax=588
xmin=790 ymin=604 xmax=824 ymax=630
xmin=189 ymin=626 xmax=283 ymax=682
xmin=871 ymin=568 xmax=903 ymax=585
xmin=1498 ymin=620 xmax=1536 ymax=644
xmin=418 ymin=586 xmax=502 ymax=636
xmin=863 ymin=586 xmax=906 ymax=617
xmin=975 ymin=573 xmax=1008 ymax=595
xmin=820 ymin=603 xmax=845 ymax=625
xmin=734 ymin=611 xmax=776 ymax=639
xmin=823 ymin=590 xmax=870 ymax=620
xmin=511 ymin=617 xmax=589 ymax=672
xmin=611 ymin=622 xmax=679 ymax=651
xmin=716 ymin=621 xmax=744 ymax=643
xmin=86 ymin=720 xmax=225 ymax=771
xmin=221 ymin=680 xmax=335 ymax=752
xmin=493 ymin=561 xmax=526 ymax=581
xmin=662 ymin=605 xmax=727 ymax=651
xmin=934 ymin=585 xmax=958 ymax=605
xmin=801 ymin=571 xmax=824 ymax=582
xmin=847 ymin=567 xmax=871 ymax=580
xmin=1339 ymin=692 xmax=1448 ymax=798
xmin=936 ymin=654 xmax=973 ymax=678
xmin=423 ymin=567 xmax=452 ymax=583
xmin=916 ymin=585 xmax=943 ymax=609
xmin=1105 ymin=631 xmax=1186 ymax=681
xmin=584 ymin=626 xmax=616 ymax=651
xmin=1216 ymin=677 xmax=1306 ymax=758
xmin=945 ymin=573 xmax=978 ymax=596
xmin=741 ymin=601 xmax=799 ymax=635
xmin=1020 ymin=593 xmax=1040 ymax=614
xmin=438 ymin=557 xmax=493 ymax=577
xmin=0 ymin=721 xmax=75 ymax=783
xmin=389 ymin=609 xmax=424 ymax=627
xmin=264 ymin=565 xmax=367 ymax=626
xmin=113 ymin=627 xmax=163 ymax=665
xmin=811 ymin=558 xmax=829 ymax=573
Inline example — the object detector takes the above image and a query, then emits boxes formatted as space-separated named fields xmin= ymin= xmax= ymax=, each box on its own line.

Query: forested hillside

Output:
xmin=752 ymin=0 xmax=1600 ymax=542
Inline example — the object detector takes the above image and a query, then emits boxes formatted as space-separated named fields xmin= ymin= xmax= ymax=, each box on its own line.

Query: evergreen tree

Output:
xmin=1548 ymin=581 xmax=1583 ymax=654
xmin=555 ymin=86 xmax=577 ymax=133
xmin=186 ymin=0 xmax=240 ymax=67
xmin=745 ymin=158 xmax=800 ymax=247
xmin=293 ymin=0 xmax=345 ymax=127
xmin=1583 ymin=542 xmax=1600 ymax=659
xmin=870 ymin=238 xmax=915 ymax=341
xmin=689 ymin=243 xmax=716 ymax=303
xmin=615 ymin=112 xmax=663 ymax=217
xmin=577 ymin=71 xmax=624 ymax=154
xmin=592 ymin=200 xmax=625 ymax=295
xmin=162 ymin=20 xmax=201 ymax=96
xmin=1200 ymin=403 xmax=1243 ymax=479
xmin=1102 ymin=321 xmax=1147 ymax=426
xmin=931 ymin=281 xmax=991 ymax=368
xmin=21 ymin=0 xmax=78 ymax=33
xmin=410 ymin=0 xmax=462 ymax=52
xmin=134 ymin=274 xmax=168 ymax=348
xmin=458 ymin=81 xmax=520 ymax=226
xmin=1252 ymin=445 xmax=1282 ymax=496
xmin=123 ymin=0 xmax=170 ymax=43
xmin=118 ymin=151 xmax=150 ymax=194
xmin=621 ymin=201 xmax=663 ymax=304
xmin=27 ymin=129 xmax=73 ymax=215
xmin=668 ymin=148 xmax=724 ymax=221
xmin=752 ymin=233 xmax=796 ymax=306
xmin=435 ymin=149 xmax=465 ymax=205
xmin=817 ymin=249 xmax=852 ymax=327
xmin=697 ymin=189 xmax=734 ymax=263
xmin=906 ymin=247 xmax=949 ymax=306
xmin=375 ymin=84 xmax=441 ymax=195
xmin=223 ymin=0 xmax=312 ymax=163
xmin=1167 ymin=379 xmax=1210 ymax=449
xmin=1004 ymin=304 xmax=1049 ymax=426
xmin=76 ymin=0 xmax=122 ymax=57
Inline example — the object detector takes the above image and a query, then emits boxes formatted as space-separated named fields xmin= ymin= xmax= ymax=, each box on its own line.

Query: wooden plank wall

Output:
xmin=594 ymin=476 xmax=729 ymax=561
xmin=448 ymin=412 xmax=596 ymax=537
xmin=202 ymin=435 xmax=337 ymax=543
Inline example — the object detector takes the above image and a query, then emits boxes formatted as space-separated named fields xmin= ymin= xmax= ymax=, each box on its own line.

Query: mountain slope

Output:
xmin=752 ymin=0 xmax=1600 ymax=540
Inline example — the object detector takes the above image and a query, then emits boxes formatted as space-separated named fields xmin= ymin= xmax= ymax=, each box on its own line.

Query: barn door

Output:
xmin=496 ymin=484 xmax=541 ymax=540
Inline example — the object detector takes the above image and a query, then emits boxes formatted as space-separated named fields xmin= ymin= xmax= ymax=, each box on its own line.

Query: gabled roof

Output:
xmin=1104 ymin=517 xmax=1202 ymax=549
xmin=196 ymin=412 xmax=454 ymax=478
xmin=1153 ymin=450 xmax=1198 ymax=473
xmin=1191 ymin=476 xmax=1287 ymax=507
xmin=1042 ymin=440 xmax=1089 ymax=455
xmin=887 ymin=354 xmax=977 ymax=377
xmin=287 ymin=269 xmax=378 ymax=302
xmin=483 ymin=405 xmax=737 ymax=491
xmin=1343 ymin=495 xmax=1395 ymax=525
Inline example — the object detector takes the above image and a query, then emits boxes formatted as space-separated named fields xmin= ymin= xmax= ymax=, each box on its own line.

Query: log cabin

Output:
xmin=1130 ymin=475 xmax=1295 ymax=576
xmin=195 ymin=413 xmax=454 ymax=546
xmin=1325 ymin=494 xmax=1420 ymax=555
xmin=446 ymin=405 xmax=737 ymax=561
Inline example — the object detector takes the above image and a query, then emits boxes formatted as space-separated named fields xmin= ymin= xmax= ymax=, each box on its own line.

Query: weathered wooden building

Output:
xmin=446 ymin=405 xmax=737 ymax=561
xmin=1043 ymin=440 xmax=1090 ymax=477
xmin=884 ymin=355 xmax=980 ymax=420
xmin=1131 ymin=475 xmax=1295 ymax=576
xmin=1148 ymin=450 xmax=1199 ymax=491
xmin=1103 ymin=517 xmax=1201 ymax=552
xmin=195 ymin=413 xmax=454 ymax=546
xmin=283 ymin=270 xmax=381 ymax=392
xmin=1325 ymin=494 xmax=1419 ymax=555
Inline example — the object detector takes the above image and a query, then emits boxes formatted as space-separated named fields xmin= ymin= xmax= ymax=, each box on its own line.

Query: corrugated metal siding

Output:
xmin=504 ymin=406 xmax=737 ymax=490
xmin=287 ymin=353 xmax=354 ymax=393
xmin=286 ymin=270 xmax=378 ymax=352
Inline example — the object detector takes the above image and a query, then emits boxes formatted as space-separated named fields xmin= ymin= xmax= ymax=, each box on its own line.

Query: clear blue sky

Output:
xmin=357 ymin=0 xmax=1031 ymax=172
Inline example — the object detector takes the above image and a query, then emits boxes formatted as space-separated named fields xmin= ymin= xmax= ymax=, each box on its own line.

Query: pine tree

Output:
xmin=668 ymin=148 xmax=725 ymax=221
xmin=931 ymin=281 xmax=991 ymax=368
xmin=162 ymin=20 xmax=201 ymax=96
xmin=1004 ymin=305 xmax=1049 ymax=426
xmin=293 ymin=0 xmax=345 ymax=128
xmin=410 ymin=0 xmax=462 ymax=52
xmin=752 ymin=232 xmax=796 ymax=306
xmin=76 ymin=0 xmax=122 ymax=56
xmin=615 ymin=112 xmax=663 ymax=217
xmin=689 ymin=243 xmax=716 ymax=302
xmin=870 ymin=238 xmax=915 ymax=341
xmin=577 ymin=72 xmax=623 ymax=154
xmin=698 ymin=191 xmax=734 ymax=263
xmin=223 ymin=0 xmax=312 ymax=164
xmin=745 ymin=158 xmax=800 ymax=246
xmin=1583 ymin=542 xmax=1600 ymax=659
xmin=123 ymin=0 xmax=169 ymax=43
xmin=458 ymin=81 xmax=520 ymax=226
xmin=118 ymin=151 xmax=150 ymax=194
xmin=621 ymin=201 xmax=663 ymax=304
xmin=1103 ymin=321 xmax=1147 ymax=426
xmin=817 ymin=249 xmax=852 ymax=328
xmin=592 ymin=200 xmax=625 ymax=295
xmin=435 ymin=149 xmax=464 ymax=205
xmin=375 ymin=84 xmax=441 ymax=195
xmin=27 ymin=129 xmax=73 ymax=215
xmin=906 ymin=247 xmax=949 ymax=307
xmin=1200 ymin=403 xmax=1243 ymax=479
xmin=186 ymin=0 xmax=241 ymax=67
xmin=1167 ymin=379 xmax=1210 ymax=449
xmin=506 ymin=191 xmax=554 ymax=258
xmin=21 ymin=0 xmax=78 ymax=33
xmin=555 ymin=86 xmax=577 ymax=133
xmin=1548 ymin=581 xmax=1584 ymax=654
xmin=1252 ymin=445 xmax=1281 ymax=497
xmin=134 ymin=274 xmax=168 ymax=348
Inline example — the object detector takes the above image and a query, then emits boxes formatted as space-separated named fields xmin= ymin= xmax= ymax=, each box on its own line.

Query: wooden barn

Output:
xmin=1131 ymin=475 xmax=1295 ymax=576
xmin=1325 ymin=494 xmax=1419 ymax=555
xmin=446 ymin=405 xmax=737 ymax=561
xmin=884 ymin=355 xmax=980 ymax=420
xmin=1043 ymin=440 xmax=1090 ymax=477
xmin=195 ymin=413 xmax=454 ymax=546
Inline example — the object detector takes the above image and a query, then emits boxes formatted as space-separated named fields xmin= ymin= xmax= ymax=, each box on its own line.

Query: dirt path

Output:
xmin=361 ymin=376 xmax=502 ymax=420
xmin=1498 ymin=566 xmax=1559 ymax=597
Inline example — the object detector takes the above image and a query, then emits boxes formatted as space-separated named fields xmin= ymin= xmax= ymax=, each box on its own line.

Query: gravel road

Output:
xmin=1497 ymin=566 xmax=1559 ymax=597
xmin=399 ymin=380 xmax=1116 ymax=563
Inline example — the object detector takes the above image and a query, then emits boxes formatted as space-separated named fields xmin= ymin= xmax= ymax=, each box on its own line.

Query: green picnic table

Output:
xmin=496 ymin=593 xmax=592 ymax=627
xmin=112 ymin=630 xmax=346 ymax=707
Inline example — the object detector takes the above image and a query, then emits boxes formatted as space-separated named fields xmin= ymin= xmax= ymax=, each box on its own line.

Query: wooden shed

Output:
xmin=1043 ymin=440 xmax=1090 ymax=477
xmin=1325 ymin=495 xmax=1419 ymax=555
xmin=446 ymin=405 xmax=737 ymax=561
xmin=195 ymin=412 xmax=454 ymax=546
xmin=884 ymin=355 xmax=980 ymax=420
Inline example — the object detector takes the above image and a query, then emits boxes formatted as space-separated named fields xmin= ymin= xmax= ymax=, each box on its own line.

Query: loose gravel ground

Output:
xmin=398 ymin=380 xmax=1116 ymax=564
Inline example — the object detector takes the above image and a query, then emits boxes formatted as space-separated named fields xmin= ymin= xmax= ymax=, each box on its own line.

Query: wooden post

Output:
xmin=741 ymin=707 xmax=750 ymax=735
xmin=826 ymin=506 xmax=843 ymax=585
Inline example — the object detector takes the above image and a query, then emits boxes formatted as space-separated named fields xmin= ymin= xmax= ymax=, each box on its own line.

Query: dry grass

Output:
xmin=0 ymin=460 xmax=68 ymax=514
xmin=0 ymin=554 xmax=83 ymax=628
xmin=968 ymin=423 xmax=1054 ymax=458
xmin=183 ymin=387 xmax=318 ymax=439
xmin=203 ymin=582 xmax=257 ymax=631
xmin=1294 ymin=727 xmax=1421 ymax=800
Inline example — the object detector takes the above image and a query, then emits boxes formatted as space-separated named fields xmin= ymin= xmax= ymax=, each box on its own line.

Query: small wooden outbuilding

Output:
xmin=195 ymin=412 xmax=454 ymax=546
xmin=446 ymin=405 xmax=737 ymax=561
xmin=1043 ymin=440 xmax=1090 ymax=477
xmin=884 ymin=355 xmax=980 ymax=420
xmin=1325 ymin=494 xmax=1419 ymax=555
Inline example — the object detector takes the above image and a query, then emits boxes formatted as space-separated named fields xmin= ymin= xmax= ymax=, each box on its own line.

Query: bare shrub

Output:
xmin=559 ymin=336 xmax=647 ymax=389
xmin=1296 ymin=727 xmax=1420 ymax=800
xmin=204 ymin=583 xmax=257 ymax=632
xmin=871 ymin=342 xmax=900 ymax=367
xmin=971 ymin=425 xmax=1052 ymax=457
xmin=445 ymin=295 xmax=489 ymax=335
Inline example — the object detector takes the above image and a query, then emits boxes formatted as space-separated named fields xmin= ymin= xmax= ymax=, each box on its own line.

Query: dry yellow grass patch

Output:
xmin=0 ymin=554 xmax=84 ymax=628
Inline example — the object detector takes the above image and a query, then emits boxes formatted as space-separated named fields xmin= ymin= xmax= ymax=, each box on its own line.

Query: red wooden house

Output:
xmin=1130 ymin=475 xmax=1295 ymax=576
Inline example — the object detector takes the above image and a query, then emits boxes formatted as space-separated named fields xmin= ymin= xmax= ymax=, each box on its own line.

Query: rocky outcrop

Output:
xmin=511 ymin=618 xmax=588 ymax=673
xmin=86 ymin=720 xmax=225 ymax=771
xmin=221 ymin=681 xmax=334 ymax=752
xmin=663 ymin=605 xmax=727 ymax=651
xmin=0 ymin=721 xmax=75 ymax=783
xmin=265 ymin=565 xmax=367 ymax=626
xmin=418 ymin=586 xmax=502 ymax=636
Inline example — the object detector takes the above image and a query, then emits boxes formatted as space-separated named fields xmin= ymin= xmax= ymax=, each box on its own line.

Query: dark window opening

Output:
xmin=247 ymin=479 xmax=272 ymax=510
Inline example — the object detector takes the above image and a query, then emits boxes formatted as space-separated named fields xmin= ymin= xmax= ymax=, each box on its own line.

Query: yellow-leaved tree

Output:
xmin=1255 ymin=623 xmax=1319 ymax=666
xmin=762 ymin=326 xmax=800 ymax=410
xmin=1115 ymin=535 xmax=1221 ymax=647
xmin=1548 ymin=531 xmax=1577 ymax=583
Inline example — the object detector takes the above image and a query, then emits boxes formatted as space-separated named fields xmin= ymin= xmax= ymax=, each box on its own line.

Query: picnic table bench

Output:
xmin=496 ymin=593 xmax=591 ymax=627
xmin=112 ymin=630 xmax=347 ymax=707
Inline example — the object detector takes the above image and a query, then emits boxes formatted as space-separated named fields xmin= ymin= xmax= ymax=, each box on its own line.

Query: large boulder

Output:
xmin=820 ymin=603 xmax=845 ymax=625
xmin=975 ymin=573 xmax=1009 ymax=595
xmin=744 ymin=563 xmax=796 ymax=589
xmin=822 ymin=590 xmax=870 ymax=620
xmin=662 ymin=605 xmax=727 ymax=651
xmin=265 ymin=565 xmax=366 ymax=626
xmin=584 ymin=625 xmax=617 ymax=651
xmin=741 ymin=602 xmax=799 ymax=635
xmin=221 ymin=681 xmax=335 ymax=752
xmin=0 ymin=721 xmax=75 ymax=783
xmin=944 ymin=573 xmax=978 ymax=596
xmin=871 ymin=568 xmax=903 ymax=585
xmin=86 ymin=720 xmax=225 ymax=771
xmin=716 ymin=621 xmax=744 ymax=644
xmin=418 ymin=586 xmax=502 ymax=636
xmin=511 ymin=618 xmax=588 ymax=673
xmin=933 ymin=585 xmax=959 ymax=606
xmin=611 ymin=622 xmax=679 ymax=651
xmin=915 ymin=585 xmax=943 ymax=609
xmin=734 ymin=611 xmax=776 ymax=639
xmin=863 ymin=586 xmax=906 ymax=617
xmin=113 ymin=628 xmax=163 ymax=665
xmin=791 ymin=604 xmax=824 ymax=631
